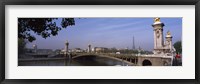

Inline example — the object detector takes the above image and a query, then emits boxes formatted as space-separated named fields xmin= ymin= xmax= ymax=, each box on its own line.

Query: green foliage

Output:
xmin=18 ymin=18 xmax=75 ymax=42
xmin=18 ymin=38 xmax=27 ymax=54
xmin=173 ymin=41 xmax=182 ymax=54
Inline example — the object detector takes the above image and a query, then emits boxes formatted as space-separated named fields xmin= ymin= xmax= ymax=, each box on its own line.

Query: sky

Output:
xmin=26 ymin=18 xmax=182 ymax=51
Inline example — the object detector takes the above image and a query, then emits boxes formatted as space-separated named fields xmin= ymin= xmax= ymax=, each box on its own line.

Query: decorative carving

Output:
xmin=166 ymin=40 xmax=170 ymax=45
xmin=156 ymin=30 xmax=160 ymax=38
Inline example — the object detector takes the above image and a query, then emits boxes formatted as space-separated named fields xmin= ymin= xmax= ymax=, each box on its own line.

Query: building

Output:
xmin=36 ymin=49 xmax=53 ymax=54
xmin=28 ymin=44 xmax=53 ymax=54
xmin=26 ymin=44 xmax=53 ymax=55
xmin=72 ymin=48 xmax=84 ymax=53
xmin=24 ymin=44 xmax=54 ymax=58
xmin=94 ymin=47 xmax=109 ymax=53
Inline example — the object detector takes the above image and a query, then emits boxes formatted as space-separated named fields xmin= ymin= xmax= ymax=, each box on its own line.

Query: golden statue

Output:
xmin=167 ymin=31 xmax=171 ymax=35
xmin=154 ymin=18 xmax=160 ymax=22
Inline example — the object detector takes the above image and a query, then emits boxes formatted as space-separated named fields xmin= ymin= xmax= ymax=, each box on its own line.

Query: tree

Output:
xmin=18 ymin=18 xmax=75 ymax=42
xmin=18 ymin=38 xmax=27 ymax=55
xmin=173 ymin=41 xmax=182 ymax=54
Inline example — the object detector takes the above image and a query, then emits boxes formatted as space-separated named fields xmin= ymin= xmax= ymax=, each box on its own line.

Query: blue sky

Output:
xmin=26 ymin=18 xmax=182 ymax=51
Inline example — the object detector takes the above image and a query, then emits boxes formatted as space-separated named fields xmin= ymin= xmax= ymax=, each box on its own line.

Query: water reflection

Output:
xmin=19 ymin=56 xmax=129 ymax=66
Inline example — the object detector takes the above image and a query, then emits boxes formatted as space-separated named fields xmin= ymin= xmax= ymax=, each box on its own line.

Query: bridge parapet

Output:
xmin=71 ymin=53 xmax=139 ymax=66
xmin=73 ymin=53 xmax=138 ymax=58
xmin=72 ymin=53 xmax=173 ymax=66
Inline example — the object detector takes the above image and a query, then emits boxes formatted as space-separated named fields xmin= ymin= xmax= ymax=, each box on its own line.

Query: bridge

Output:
xmin=67 ymin=52 xmax=173 ymax=66
xmin=71 ymin=53 xmax=137 ymax=66
xmin=19 ymin=52 xmax=173 ymax=66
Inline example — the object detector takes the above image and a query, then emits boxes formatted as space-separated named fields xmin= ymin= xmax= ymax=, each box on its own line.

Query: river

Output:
xmin=18 ymin=55 xmax=130 ymax=66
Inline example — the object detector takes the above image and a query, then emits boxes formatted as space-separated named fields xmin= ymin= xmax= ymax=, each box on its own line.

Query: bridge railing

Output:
xmin=72 ymin=52 xmax=139 ymax=65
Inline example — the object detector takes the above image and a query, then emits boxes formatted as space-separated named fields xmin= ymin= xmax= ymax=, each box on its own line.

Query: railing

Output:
xmin=72 ymin=52 xmax=139 ymax=65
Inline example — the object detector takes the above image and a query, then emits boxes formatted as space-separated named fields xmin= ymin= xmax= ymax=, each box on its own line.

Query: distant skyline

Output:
xmin=26 ymin=18 xmax=182 ymax=51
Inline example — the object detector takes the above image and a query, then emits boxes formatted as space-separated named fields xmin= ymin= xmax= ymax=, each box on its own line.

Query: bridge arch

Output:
xmin=72 ymin=54 xmax=135 ymax=66
xmin=142 ymin=59 xmax=152 ymax=66
xmin=163 ymin=61 xmax=169 ymax=66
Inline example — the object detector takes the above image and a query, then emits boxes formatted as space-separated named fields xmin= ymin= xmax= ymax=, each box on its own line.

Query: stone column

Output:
xmin=165 ymin=31 xmax=173 ymax=51
xmin=88 ymin=44 xmax=91 ymax=53
xmin=65 ymin=40 xmax=69 ymax=54
xmin=152 ymin=18 xmax=165 ymax=54
xmin=33 ymin=44 xmax=37 ymax=53
xmin=152 ymin=18 xmax=165 ymax=48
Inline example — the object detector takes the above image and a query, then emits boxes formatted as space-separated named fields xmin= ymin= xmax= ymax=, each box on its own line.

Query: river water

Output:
xmin=19 ymin=55 xmax=129 ymax=66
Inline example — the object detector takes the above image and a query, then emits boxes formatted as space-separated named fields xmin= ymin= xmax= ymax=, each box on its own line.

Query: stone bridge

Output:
xmin=72 ymin=53 xmax=137 ymax=66
xmin=70 ymin=53 xmax=173 ymax=66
